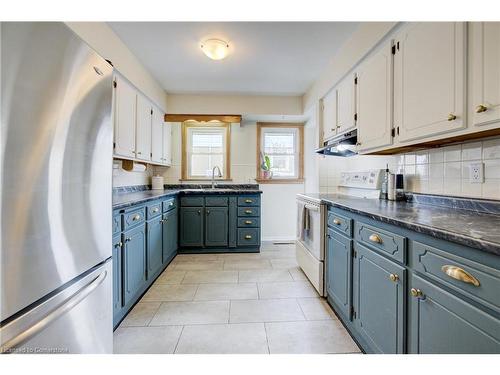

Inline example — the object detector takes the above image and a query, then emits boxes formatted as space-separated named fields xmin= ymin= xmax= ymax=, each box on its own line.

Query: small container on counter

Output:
xmin=151 ymin=175 xmax=164 ymax=190
xmin=396 ymin=174 xmax=405 ymax=201
xmin=387 ymin=172 xmax=396 ymax=200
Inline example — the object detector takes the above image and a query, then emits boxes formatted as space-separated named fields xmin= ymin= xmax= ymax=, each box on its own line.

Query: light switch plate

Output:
xmin=469 ymin=162 xmax=484 ymax=183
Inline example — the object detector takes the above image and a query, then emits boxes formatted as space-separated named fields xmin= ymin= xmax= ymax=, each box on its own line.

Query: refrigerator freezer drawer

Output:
xmin=0 ymin=260 xmax=112 ymax=354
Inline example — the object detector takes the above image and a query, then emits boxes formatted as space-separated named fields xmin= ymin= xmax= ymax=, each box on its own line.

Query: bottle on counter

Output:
xmin=396 ymin=174 xmax=405 ymax=201
xmin=388 ymin=172 xmax=396 ymax=201
xmin=381 ymin=164 xmax=389 ymax=200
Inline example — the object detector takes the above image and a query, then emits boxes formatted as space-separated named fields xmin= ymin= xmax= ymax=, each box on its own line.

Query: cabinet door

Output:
xmin=205 ymin=207 xmax=228 ymax=247
xmin=357 ymin=42 xmax=393 ymax=153
xmin=135 ymin=94 xmax=152 ymax=161
xmin=162 ymin=209 xmax=178 ymax=263
xmin=322 ymin=90 xmax=338 ymax=141
xmin=471 ymin=22 xmax=500 ymax=127
xmin=162 ymin=122 xmax=173 ymax=166
xmin=151 ymin=106 xmax=163 ymax=164
xmin=147 ymin=216 xmax=163 ymax=279
xmin=352 ymin=242 xmax=405 ymax=353
xmin=112 ymin=234 xmax=123 ymax=319
xmin=179 ymin=207 xmax=204 ymax=247
xmin=113 ymin=75 xmax=137 ymax=158
xmin=326 ymin=228 xmax=352 ymax=319
xmin=394 ymin=22 xmax=466 ymax=142
xmin=408 ymin=274 xmax=500 ymax=354
xmin=336 ymin=74 xmax=356 ymax=133
xmin=123 ymin=224 xmax=147 ymax=305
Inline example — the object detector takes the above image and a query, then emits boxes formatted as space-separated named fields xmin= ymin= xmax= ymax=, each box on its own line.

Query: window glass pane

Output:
xmin=264 ymin=132 xmax=295 ymax=155
xmin=268 ymin=155 xmax=296 ymax=177
xmin=192 ymin=132 xmax=224 ymax=154
xmin=187 ymin=126 xmax=226 ymax=178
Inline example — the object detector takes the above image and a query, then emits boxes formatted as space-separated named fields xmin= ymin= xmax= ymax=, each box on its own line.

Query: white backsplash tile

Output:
xmin=443 ymin=144 xmax=462 ymax=162
xmin=461 ymin=142 xmax=482 ymax=161
xmin=444 ymin=162 xmax=462 ymax=179
xmin=484 ymin=159 xmax=500 ymax=179
xmin=428 ymin=149 xmax=444 ymax=164
xmin=415 ymin=150 xmax=429 ymax=164
xmin=482 ymin=138 xmax=500 ymax=160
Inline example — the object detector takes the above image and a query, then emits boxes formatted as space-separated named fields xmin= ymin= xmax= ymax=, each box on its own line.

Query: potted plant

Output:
xmin=260 ymin=152 xmax=272 ymax=179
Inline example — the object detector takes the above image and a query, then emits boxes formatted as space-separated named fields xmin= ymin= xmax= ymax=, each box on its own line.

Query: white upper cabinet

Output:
xmin=357 ymin=41 xmax=394 ymax=153
xmin=162 ymin=121 xmax=172 ymax=166
xmin=135 ymin=94 xmax=152 ymax=161
xmin=113 ymin=75 xmax=136 ymax=158
xmin=471 ymin=22 xmax=500 ymax=127
xmin=151 ymin=106 xmax=164 ymax=164
xmin=336 ymin=73 xmax=357 ymax=133
xmin=394 ymin=22 xmax=466 ymax=142
xmin=322 ymin=89 xmax=338 ymax=141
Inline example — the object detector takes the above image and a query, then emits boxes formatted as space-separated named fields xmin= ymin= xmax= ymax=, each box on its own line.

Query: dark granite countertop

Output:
xmin=298 ymin=193 xmax=500 ymax=256
xmin=113 ymin=184 xmax=262 ymax=210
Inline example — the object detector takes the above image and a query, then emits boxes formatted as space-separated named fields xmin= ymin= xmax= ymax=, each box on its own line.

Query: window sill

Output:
xmin=179 ymin=178 xmax=233 ymax=182
xmin=255 ymin=178 xmax=305 ymax=184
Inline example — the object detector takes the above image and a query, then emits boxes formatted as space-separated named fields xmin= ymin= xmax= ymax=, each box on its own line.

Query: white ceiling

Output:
xmin=108 ymin=22 xmax=359 ymax=96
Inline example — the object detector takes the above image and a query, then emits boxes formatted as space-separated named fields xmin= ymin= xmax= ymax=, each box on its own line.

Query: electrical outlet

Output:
xmin=469 ymin=162 xmax=484 ymax=183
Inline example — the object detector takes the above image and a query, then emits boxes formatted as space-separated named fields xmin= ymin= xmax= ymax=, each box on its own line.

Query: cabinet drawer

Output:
xmin=180 ymin=196 xmax=204 ymax=207
xmin=327 ymin=211 xmax=352 ymax=237
xmin=123 ymin=207 xmax=146 ymax=230
xmin=237 ymin=207 xmax=260 ymax=217
xmin=237 ymin=217 xmax=260 ymax=227
xmin=354 ymin=221 xmax=406 ymax=263
xmin=237 ymin=196 xmax=260 ymax=207
xmin=205 ymin=196 xmax=228 ymax=206
xmin=163 ymin=197 xmax=177 ymax=212
xmin=237 ymin=228 xmax=260 ymax=246
xmin=412 ymin=241 xmax=500 ymax=314
xmin=113 ymin=212 xmax=121 ymax=235
xmin=147 ymin=200 xmax=162 ymax=219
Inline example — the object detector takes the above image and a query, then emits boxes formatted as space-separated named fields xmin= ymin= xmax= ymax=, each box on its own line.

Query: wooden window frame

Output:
xmin=256 ymin=122 xmax=304 ymax=184
xmin=181 ymin=121 xmax=232 ymax=181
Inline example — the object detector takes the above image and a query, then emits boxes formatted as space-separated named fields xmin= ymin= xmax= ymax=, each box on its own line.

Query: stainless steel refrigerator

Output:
xmin=0 ymin=22 xmax=113 ymax=353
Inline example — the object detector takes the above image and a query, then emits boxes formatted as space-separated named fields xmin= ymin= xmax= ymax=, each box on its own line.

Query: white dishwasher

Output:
xmin=295 ymin=194 xmax=326 ymax=296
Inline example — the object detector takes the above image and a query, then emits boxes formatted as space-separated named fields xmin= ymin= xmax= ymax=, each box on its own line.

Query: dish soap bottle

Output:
xmin=381 ymin=164 xmax=389 ymax=200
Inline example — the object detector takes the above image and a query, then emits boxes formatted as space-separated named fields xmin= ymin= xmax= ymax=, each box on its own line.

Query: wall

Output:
xmin=113 ymin=160 xmax=154 ymax=188
xmin=156 ymin=122 xmax=304 ymax=241
xmin=319 ymin=136 xmax=500 ymax=200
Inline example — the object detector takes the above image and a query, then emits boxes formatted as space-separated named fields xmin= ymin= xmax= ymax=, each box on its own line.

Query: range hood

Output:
xmin=315 ymin=129 xmax=358 ymax=157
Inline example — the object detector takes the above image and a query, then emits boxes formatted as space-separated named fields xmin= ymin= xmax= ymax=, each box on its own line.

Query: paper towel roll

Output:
xmin=152 ymin=175 xmax=164 ymax=190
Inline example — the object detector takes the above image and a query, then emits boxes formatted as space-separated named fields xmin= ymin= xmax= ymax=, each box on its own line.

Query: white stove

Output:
xmin=338 ymin=169 xmax=384 ymax=198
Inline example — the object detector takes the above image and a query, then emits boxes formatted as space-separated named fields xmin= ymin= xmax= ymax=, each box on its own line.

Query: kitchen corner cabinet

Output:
xmin=180 ymin=207 xmax=204 ymax=247
xmin=357 ymin=41 xmax=393 ymax=153
xmin=113 ymin=75 xmax=136 ymax=158
xmin=162 ymin=121 xmax=173 ymax=166
xmin=151 ymin=106 xmax=163 ymax=163
xmin=394 ymin=22 xmax=466 ymax=142
xmin=470 ymin=22 xmax=500 ymax=128
xmin=205 ymin=206 xmax=229 ymax=247
xmin=135 ymin=94 xmax=152 ymax=162
xmin=321 ymin=90 xmax=338 ymax=141
xmin=336 ymin=73 xmax=357 ymax=134
xmin=324 ymin=205 xmax=500 ymax=354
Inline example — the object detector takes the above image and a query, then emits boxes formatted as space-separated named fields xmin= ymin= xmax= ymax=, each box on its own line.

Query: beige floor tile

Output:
xmin=270 ymin=258 xmax=299 ymax=269
xmin=238 ymin=269 xmax=293 ymax=283
xmin=150 ymin=301 xmax=230 ymax=325
xmin=194 ymin=283 xmax=258 ymax=301
xmin=259 ymin=248 xmax=296 ymax=259
xmin=230 ymin=298 xmax=305 ymax=323
xmin=173 ymin=260 xmax=224 ymax=271
xmin=113 ymin=326 xmax=183 ymax=354
xmin=120 ymin=302 xmax=161 ymax=327
xmin=141 ymin=284 xmax=198 ymax=302
xmin=265 ymin=320 xmax=360 ymax=354
xmin=288 ymin=266 xmax=308 ymax=281
xmin=155 ymin=270 xmax=186 ymax=284
xmin=258 ymin=281 xmax=319 ymax=299
xmin=175 ymin=323 xmax=268 ymax=354
xmin=260 ymin=243 xmax=295 ymax=252
xmin=218 ymin=252 xmax=263 ymax=261
xmin=182 ymin=270 xmax=238 ymax=284
xmin=173 ymin=254 xmax=220 ymax=262
xmin=223 ymin=259 xmax=272 ymax=270
xmin=297 ymin=298 xmax=337 ymax=320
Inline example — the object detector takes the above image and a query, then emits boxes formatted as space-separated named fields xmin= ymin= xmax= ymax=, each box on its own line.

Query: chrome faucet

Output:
xmin=211 ymin=166 xmax=222 ymax=189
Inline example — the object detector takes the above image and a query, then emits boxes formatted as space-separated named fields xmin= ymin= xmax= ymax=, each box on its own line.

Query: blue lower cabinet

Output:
xmin=179 ymin=207 xmax=204 ymax=247
xmin=352 ymin=242 xmax=406 ymax=353
xmin=163 ymin=208 xmax=178 ymax=263
xmin=408 ymin=274 xmax=500 ymax=354
xmin=123 ymin=224 xmax=147 ymax=306
xmin=112 ymin=234 xmax=123 ymax=325
xmin=205 ymin=207 xmax=228 ymax=247
xmin=147 ymin=216 xmax=163 ymax=279
xmin=326 ymin=228 xmax=352 ymax=319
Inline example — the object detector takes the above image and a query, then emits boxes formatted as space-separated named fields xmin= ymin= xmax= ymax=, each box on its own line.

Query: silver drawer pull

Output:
xmin=245 ymin=210 xmax=252 ymax=214
xmin=333 ymin=218 xmax=341 ymax=225
xmin=244 ymin=220 xmax=252 ymax=225
xmin=245 ymin=235 xmax=252 ymax=239
xmin=245 ymin=199 xmax=253 ymax=203
xmin=132 ymin=214 xmax=141 ymax=221
xmin=441 ymin=265 xmax=480 ymax=287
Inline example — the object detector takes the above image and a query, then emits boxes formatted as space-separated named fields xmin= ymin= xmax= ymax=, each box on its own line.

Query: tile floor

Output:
xmin=113 ymin=243 xmax=361 ymax=354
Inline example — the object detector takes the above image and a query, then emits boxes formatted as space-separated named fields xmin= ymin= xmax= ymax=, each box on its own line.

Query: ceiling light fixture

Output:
xmin=200 ymin=38 xmax=229 ymax=60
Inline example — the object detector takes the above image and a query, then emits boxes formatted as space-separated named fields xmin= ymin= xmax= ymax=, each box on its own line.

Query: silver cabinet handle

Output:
xmin=0 ymin=270 xmax=107 ymax=352
xmin=132 ymin=214 xmax=141 ymax=221
xmin=153 ymin=207 xmax=159 ymax=213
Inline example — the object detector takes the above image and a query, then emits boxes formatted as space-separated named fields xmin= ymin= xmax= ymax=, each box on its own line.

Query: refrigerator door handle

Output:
xmin=1 ymin=270 xmax=107 ymax=353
